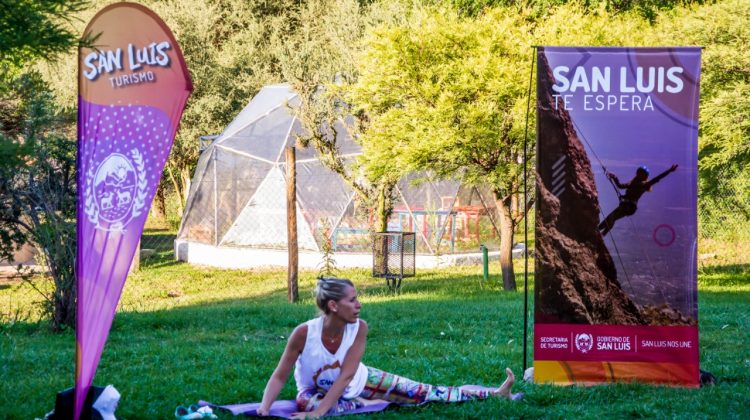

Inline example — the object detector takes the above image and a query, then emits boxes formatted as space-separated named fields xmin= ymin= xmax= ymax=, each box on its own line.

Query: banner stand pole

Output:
xmin=522 ymin=46 xmax=537 ymax=374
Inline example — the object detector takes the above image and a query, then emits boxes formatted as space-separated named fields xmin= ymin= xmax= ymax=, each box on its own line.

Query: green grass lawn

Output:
xmin=1 ymin=257 xmax=749 ymax=419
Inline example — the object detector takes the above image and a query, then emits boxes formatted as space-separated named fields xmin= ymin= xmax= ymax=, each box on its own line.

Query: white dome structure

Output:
xmin=175 ymin=84 xmax=500 ymax=269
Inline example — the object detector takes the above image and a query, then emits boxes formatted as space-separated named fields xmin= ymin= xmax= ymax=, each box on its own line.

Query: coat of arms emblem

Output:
xmin=85 ymin=149 xmax=147 ymax=232
xmin=575 ymin=333 xmax=594 ymax=353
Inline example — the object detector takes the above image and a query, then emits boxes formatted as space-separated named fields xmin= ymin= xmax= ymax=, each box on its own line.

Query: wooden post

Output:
xmin=286 ymin=146 xmax=299 ymax=302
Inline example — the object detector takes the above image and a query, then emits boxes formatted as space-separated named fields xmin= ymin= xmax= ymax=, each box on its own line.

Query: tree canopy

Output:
xmin=0 ymin=0 xmax=88 ymax=76
xmin=0 ymin=0 xmax=84 ymax=329
xmin=338 ymin=3 xmax=657 ymax=288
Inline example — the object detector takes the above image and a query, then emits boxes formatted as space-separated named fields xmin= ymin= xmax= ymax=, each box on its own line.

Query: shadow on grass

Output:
xmin=3 ymin=270 xmax=530 ymax=336
xmin=139 ymin=230 xmax=181 ymax=269
xmin=138 ymin=258 xmax=183 ymax=270
xmin=699 ymin=263 xmax=750 ymax=295
xmin=699 ymin=263 xmax=750 ymax=280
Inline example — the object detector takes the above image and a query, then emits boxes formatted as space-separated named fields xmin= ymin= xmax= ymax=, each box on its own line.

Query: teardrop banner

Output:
xmin=76 ymin=3 xmax=192 ymax=418
xmin=534 ymin=47 xmax=701 ymax=387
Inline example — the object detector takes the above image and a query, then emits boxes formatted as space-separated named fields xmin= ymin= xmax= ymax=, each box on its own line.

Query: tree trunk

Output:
xmin=167 ymin=164 xmax=184 ymax=217
xmin=53 ymin=287 xmax=75 ymax=330
xmin=180 ymin=167 xmax=192 ymax=217
xmin=374 ymin=185 xmax=392 ymax=233
xmin=46 ymin=231 xmax=77 ymax=331
xmin=372 ymin=184 xmax=396 ymax=279
xmin=152 ymin=182 xmax=167 ymax=220
xmin=496 ymin=193 xmax=516 ymax=291
xmin=180 ymin=167 xmax=191 ymax=202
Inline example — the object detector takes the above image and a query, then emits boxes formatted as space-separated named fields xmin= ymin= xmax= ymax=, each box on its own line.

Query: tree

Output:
xmin=29 ymin=0 xmax=413 ymax=242
xmin=148 ymin=0 xmax=292 ymax=212
xmin=344 ymin=7 xmax=533 ymax=289
xmin=276 ymin=0 xmax=407 ymax=232
xmin=0 ymin=73 xmax=78 ymax=330
xmin=0 ymin=0 xmax=88 ymax=79
xmin=1 ymin=0 xmax=89 ymax=131
xmin=444 ymin=0 xmax=707 ymax=21
xmin=0 ymin=1 xmax=88 ymax=329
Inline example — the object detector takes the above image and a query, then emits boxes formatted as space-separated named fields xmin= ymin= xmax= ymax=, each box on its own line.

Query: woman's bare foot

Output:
xmin=495 ymin=368 xmax=515 ymax=398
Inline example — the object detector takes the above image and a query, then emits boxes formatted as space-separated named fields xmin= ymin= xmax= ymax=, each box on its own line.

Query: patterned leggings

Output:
xmin=296 ymin=367 xmax=494 ymax=414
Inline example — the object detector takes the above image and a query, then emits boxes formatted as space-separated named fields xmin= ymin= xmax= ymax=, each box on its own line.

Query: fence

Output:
xmin=173 ymin=152 xmax=508 ymax=264
xmin=697 ymin=180 xmax=750 ymax=267
xmin=138 ymin=174 xmax=750 ymax=270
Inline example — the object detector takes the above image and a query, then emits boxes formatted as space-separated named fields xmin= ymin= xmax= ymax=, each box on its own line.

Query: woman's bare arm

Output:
xmin=647 ymin=164 xmax=678 ymax=188
xmin=607 ymin=172 xmax=627 ymax=189
xmin=257 ymin=324 xmax=307 ymax=416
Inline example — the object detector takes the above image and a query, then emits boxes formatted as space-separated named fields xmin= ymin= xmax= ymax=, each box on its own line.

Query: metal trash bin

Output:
xmin=372 ymin=232 xmax=415 ymax=290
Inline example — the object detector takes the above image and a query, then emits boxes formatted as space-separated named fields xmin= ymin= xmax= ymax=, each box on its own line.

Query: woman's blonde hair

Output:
xmin=315 ymin=277 xmax=354 ymax=314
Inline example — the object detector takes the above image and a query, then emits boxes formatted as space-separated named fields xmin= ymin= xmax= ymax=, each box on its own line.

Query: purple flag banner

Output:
xmin=76 ymin=3 xmax=192 ymax=418
xmin=534 ymin=47 xmax=701 ymax=386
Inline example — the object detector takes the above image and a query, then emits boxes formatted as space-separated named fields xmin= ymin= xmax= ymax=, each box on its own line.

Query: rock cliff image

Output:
xmin=534 ymin=52 xmax=644 ymax=325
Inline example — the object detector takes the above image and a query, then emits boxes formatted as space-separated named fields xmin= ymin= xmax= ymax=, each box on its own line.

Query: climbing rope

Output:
xmin=570 ymin=119 xmax=624 ymax=201
xmin=570 ymin=119 xmax=670 ymax=305
xmin=574 ymin=139 xmax=665 ymax=301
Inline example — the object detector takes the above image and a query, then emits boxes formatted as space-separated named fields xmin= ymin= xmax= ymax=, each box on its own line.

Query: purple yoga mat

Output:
xmin=198 ymin=399 xmax=393 ymax=418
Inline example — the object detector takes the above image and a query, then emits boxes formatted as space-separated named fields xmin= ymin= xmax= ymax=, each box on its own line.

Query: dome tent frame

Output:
xmin=175 ymin=84 xmax=501 ymax=269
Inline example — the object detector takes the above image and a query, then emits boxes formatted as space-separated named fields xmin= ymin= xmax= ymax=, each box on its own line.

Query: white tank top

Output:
xmin=293 ymin=317 xmax=368 ymax=399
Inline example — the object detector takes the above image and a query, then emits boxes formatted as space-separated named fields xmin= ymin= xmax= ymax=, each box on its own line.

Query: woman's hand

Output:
xmin=256 ymin=406 xmax=270 ymax=416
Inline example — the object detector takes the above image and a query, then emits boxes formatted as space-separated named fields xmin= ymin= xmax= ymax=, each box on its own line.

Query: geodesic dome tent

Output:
xmin=175 ymin=84 xmax=501 ymax=268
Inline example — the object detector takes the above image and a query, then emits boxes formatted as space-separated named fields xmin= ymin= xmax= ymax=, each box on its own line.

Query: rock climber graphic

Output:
xmin=598 ymin=164 xmax=678 ymax=237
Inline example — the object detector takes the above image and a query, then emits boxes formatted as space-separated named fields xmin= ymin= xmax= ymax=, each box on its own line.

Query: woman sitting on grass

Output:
xmin=257 ymin=277 xmax=518 ymax=418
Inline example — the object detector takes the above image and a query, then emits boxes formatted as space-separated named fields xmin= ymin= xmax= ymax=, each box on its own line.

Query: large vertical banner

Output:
xmin=534 ymin=47 xmax=700 ymax=387
xmin=76 ymin=3 xmax=192 ymax=418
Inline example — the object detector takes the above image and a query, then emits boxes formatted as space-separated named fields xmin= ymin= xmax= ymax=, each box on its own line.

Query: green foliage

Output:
xmin=17 ymin=0 xmax=750 ymax=248
xmin=273 ymin=0 xmax=407 ymax=231
xmin=653 ymin=0 xmax=750 ymax=156
xmin=341 ymin=4 xmax=655 ymax=289
xmin=437 ymin=0 xmax=709 ymax=21
xmin=650 ymin=0 xmax=750 ymax=234
xmin=0 ymin=72 xmax=77 ymax=331
xmin=340 ymin=1 xmax=750 ymax=286
xmin=38 ymin=0 xmax=308 ymax=212
xmin=0 ymin=0 xmax=85 ymax=331
xmin=0 ymin=0 xmax=88 ymax=79
xmin=37 ymin=0 xmax=392 ymax=224
xmin=532 ymin=3 xmax=649 ymax=45
xmin=274 ymin=0 xmax=368 ymax=179
xmin=350 ymin=7 xmax=533 ymax=190
xmin=144 ymin=0 xmax=296 ymax=206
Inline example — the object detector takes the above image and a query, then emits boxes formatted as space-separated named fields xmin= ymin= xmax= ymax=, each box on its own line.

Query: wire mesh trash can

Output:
xmin=372 ymin=232 xmax=416 ymax=290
